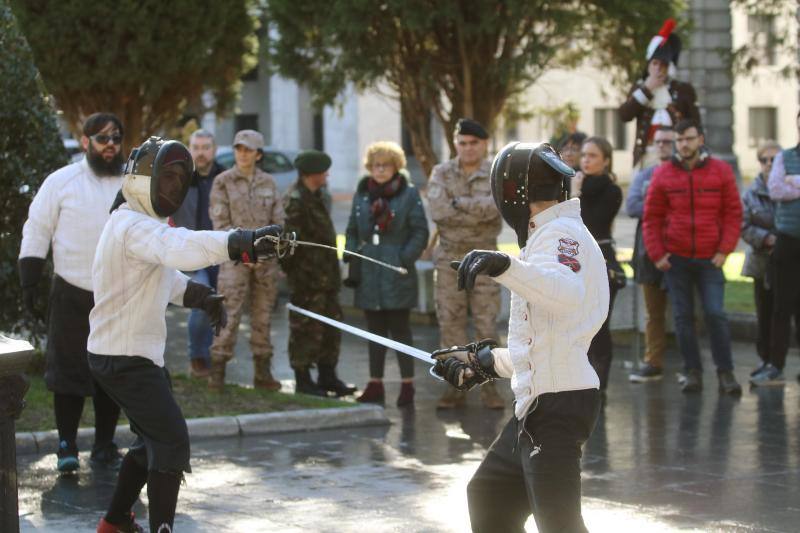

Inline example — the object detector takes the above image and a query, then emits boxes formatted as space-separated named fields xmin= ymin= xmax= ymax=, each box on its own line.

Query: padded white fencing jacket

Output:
xmin=490 ymin=198 xmax=609 ymax=419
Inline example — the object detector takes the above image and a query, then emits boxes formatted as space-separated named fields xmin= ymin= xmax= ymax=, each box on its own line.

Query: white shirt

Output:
xmin=19 ymin=159 xmax=123 ymax=291
xmin=87 ymin=205 xmax=231 ymax=366
xmin=490 ymin=199 xmax=609 ymax=419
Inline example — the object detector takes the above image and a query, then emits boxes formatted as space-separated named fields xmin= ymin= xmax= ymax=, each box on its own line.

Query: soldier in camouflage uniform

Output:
xmin=208 ymin=130 xmax=285 ymax=392
xmin=426 ymin=118 xmax=505 ymax=409
xmin=281 ymin=150 xmax=356 ymax=397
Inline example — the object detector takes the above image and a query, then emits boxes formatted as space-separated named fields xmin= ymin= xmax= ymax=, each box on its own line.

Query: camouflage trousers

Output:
xmin=433 ymin=243 xmax=501 ymax=348
xmin=288 ymin=290 xmax=341 ymax=370
xmin=210 ymin=261 xmax=278 ymax=366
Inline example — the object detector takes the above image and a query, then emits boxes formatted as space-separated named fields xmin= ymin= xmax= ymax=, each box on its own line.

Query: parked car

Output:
xmin=215 ymin=145 xmax=299 ymax=193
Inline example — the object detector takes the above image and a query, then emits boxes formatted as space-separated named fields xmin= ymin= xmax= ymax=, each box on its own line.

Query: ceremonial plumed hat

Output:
xmin=454 ymin=118 xmax=489 ymax=139
xmin=646 ymin=18 xmax=682 ymax=66
xmin=294 ymin=150 xmax=332 ymax=174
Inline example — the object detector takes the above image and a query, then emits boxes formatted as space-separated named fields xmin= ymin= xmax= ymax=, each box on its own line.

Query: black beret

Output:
xmin=294 ymin=149 xmax=332 ymax=174
xmin=454 ymin=118 xmax=489 ymax=139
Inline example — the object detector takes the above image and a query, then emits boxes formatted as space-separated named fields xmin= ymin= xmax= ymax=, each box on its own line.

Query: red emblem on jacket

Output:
xmin=557 ymin=237 xmax=581 ymax=272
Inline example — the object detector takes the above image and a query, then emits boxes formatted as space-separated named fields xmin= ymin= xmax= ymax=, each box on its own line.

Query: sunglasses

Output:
xmin=92 ymin=133 xmax=122 ymax=145
xmin=759 ymin=156 xmax=774 ymax=164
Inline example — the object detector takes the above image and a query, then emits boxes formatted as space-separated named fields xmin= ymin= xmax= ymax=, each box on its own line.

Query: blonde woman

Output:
xmin=344 ymin=142 xmax=429 ymax=407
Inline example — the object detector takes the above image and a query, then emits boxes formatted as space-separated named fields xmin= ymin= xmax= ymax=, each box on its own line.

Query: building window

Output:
xmin=234 ymin=114 xmax=258 ymax=133
xmin=593 ymin=108 xmax=626 ymax=150
xmin=748 ymin=15 xmax=777 ymax=66
xmin=748 ymin=107 xmax=777 ymax=147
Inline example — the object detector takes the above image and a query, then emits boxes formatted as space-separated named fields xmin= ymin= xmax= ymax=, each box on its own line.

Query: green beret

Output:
xmin=294 ymin=150 xmax=332 ymax=174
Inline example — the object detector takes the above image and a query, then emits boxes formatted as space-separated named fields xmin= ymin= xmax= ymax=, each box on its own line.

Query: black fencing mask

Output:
xmin=121 ymin=137 xmax=193 ymax=218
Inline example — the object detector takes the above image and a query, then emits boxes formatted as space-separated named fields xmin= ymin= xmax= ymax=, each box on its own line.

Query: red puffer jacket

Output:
xmin=643 ymin=155 xmax=742 ymax=261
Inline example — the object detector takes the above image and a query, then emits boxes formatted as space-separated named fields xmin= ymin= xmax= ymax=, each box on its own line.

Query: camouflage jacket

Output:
xmin=426 ymin=157 xmax=501 ymax=249
xmin=209 ymin=166 xmax=285 ymax=231
xmin=280 ymin=180 xmax=340 ymax=293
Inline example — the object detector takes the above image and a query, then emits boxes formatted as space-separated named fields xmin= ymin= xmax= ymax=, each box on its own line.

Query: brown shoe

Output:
xmin=189 ymin=359 xmax=210 ymax=379
xmin=437 ymin=386 xmax=467 ymax=409
xmin=254 ymin=359 xmax=282 ymax=392
xmin=480 ymin=381 xmax=505 ymax=409
xmin=208 ymin=360 xmax=226 ymax=393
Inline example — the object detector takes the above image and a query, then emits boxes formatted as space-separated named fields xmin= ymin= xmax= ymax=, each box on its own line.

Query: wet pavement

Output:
xmin=17 ymin=298 xmax=800 ymax=532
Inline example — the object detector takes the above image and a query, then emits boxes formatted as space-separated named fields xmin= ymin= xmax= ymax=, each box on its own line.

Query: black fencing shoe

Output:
xmin=681 ymin=369 xmax=703 ymax=393
xmin=718 ymin=370 xmax=742 ymax=395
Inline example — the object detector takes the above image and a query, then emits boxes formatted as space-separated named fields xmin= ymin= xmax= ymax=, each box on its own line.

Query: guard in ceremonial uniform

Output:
xmin=281 ymin=150 xmax=355 ymax=397
xmin=426 ymin=118 xmax=505 ymax=409
xmin=433 ymin=143 xmax=607 ymax=533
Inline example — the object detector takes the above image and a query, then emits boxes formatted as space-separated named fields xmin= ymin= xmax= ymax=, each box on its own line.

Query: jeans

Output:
xmin=664 ymin=255 xmax=733 ymax=373
xmin=187 ymin=269 xmax=213 ymax=362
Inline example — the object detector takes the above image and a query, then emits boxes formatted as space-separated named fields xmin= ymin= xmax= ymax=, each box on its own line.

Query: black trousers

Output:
xmin=467 ymin=389 xmax=601 ymax=533
xmin=768 ymin=233 xmax=800 ymax=369
xmin=364 ymin=309 xmax=414 ymax=379
xmin=587 ymin=285 xmax=618 ymax=390
xmin=753 ymin=277 xmax=773 ymax=363
xmin=88 ymin=354 xmax=191 ymax=473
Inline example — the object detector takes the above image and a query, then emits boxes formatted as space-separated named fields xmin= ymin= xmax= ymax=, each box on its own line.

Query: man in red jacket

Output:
xmin=643 ymin=119 xmax=743 ymax=395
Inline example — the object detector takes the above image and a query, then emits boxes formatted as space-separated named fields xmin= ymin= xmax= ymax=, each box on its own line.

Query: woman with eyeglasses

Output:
xmin=571 ymin=136 xmax=623 ymax=399
xmin=741 ymin=140 xmax=791 ymax=383
xmin=345 ymin=141 xmax=429 ymax=407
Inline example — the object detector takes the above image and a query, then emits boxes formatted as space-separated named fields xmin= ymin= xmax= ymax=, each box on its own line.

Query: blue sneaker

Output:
xmin=56 ymin=440 xmax=79 ymax=472
xmin=749 ymin=364 xmax=785 ymax=387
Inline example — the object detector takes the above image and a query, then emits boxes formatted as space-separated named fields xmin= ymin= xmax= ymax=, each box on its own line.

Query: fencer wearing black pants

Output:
xmin=88 ymin=137 xmax=282 ymax=532
xmin=433 ymin=143 xmax=609 ymax=532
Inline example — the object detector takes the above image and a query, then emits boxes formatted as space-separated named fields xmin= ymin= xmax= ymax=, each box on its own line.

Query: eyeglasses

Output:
xmin=675 ymin=135 xmax=699 ymax=143
xmin=759 ymin=156 xmax=775 ymax=164
xmin=653 ymin=140 xmax=674 ymax=146
xmin=91 ymin=133 xmax=122 ymax=145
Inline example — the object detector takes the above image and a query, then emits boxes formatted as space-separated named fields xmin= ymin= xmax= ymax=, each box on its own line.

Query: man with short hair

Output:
xmin=627 ymin=126 xmax=674 ymax=382
xmin=18 ymin=112 xmax=124 ymax=472
xmin=171 ymin=129 xmax=225 ymax=378
xmin=280 ymin=150 xmax=356 ymax=396
xmin=643 ymin=119 xmax=743 ymax=395
xmin=758 ymin=111 xmax=800 ymax=385
xmin=209 ymin=129 xmax=286 ymax=391
xmin=427 ymin=118 xmax=505 ymax=409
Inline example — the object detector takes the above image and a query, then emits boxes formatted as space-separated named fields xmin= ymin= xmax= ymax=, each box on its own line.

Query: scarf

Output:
xmin=367 ymin=173 xmax=405 ymax=233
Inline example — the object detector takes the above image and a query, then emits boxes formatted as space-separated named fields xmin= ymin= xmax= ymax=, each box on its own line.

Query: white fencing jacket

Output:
xmin=490 ymin=198 xmax=609 ymax=419
xmin=88 ymin=202 xmax=231 ymax=366
xmin=19 ymin=159 xmax=123 ymax=291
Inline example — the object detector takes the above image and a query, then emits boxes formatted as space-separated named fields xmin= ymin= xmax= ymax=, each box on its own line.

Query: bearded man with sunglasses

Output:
xmin=18 ymin=112 xmax=125 ymax=472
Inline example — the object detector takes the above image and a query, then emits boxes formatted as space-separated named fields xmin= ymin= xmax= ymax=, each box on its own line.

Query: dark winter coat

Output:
xmin=577 ymin=173 xmax=623 ymax=281
xmin=741 ymin=174 xmax=776 ymax=280
xmin=344 ymin=174 xmax=429 ymax=310
xmin=618 ymin=79 xmax=701 ymax=165
xmin=643 ymin=153 xmax=742 ymax=261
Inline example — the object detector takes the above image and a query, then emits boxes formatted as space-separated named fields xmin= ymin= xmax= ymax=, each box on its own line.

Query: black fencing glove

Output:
xmin=431 ymin=339 xmax=499 ymax=391
xmin=18 ymin=256 xmax=46 ymax=321
xmin=227 ymin=224 xmax=283 ymax=263
xmin=449 ymin=250 xmax=510 ymax=291
xmin=183 ymin=280 xmax=227 ymax=335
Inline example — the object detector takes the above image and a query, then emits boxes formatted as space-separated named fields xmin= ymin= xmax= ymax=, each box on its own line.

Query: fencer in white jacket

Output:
xmin=433 ymin=142 xmax=608 ymax=533
xmin=88 ymin=137 xmax=283 ymax=533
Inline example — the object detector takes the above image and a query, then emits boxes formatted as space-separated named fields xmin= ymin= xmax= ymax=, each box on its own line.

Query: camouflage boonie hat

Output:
xmin=233 ymin=129 xmax=264 ymax=151
xmin=294 ymin=150 xmax=332 ymax=174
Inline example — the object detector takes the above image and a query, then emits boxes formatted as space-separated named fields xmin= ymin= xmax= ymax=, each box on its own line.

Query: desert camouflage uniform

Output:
xmin=209 ymin=165 xmax=285 ymax=383
xmin=427 ymin=157 xmax=503 ymax=405
xmin=280 ymin=180 xmax=342 ymax=370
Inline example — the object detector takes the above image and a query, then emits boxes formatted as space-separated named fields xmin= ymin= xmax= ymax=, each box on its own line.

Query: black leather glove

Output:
xmin=183 ymin=280 xmax=228 ymax=335
xmin=18 ymin=256 xmax=46 ymax=321
xmin=431 ymin=339 xmax=499 ymax=391
xmin=227 ymin=224 xmax=283 ymax=263
xmin=449 ymin=250 xmax=510 ymax=291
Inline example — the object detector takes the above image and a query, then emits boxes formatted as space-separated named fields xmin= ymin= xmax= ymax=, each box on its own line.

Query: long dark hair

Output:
xmin=582 ymin=136 xmax=617 ymax=182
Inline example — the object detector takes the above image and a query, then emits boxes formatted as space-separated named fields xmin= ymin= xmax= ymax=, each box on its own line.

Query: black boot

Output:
xmin=294 ymin=367 xmax=328 ymax=397
xmin=317 ymin=365 xmax=357 ymax=397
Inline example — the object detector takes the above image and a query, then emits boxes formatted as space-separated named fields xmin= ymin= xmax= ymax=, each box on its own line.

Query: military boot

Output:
xmin=208 ymin=360 xmax=226 ymax=393
xmin=294 ymin=367 xmax=328 ymax=397
xmin=480 ymin=381 xmax=505 ymax=409
xmin=436 ymin=386 xmax=467 ymax=409
xmin=253 ymin=358 xmax=282 ymax=392
xmin=317 ymin=364 xmax=357 ymax=397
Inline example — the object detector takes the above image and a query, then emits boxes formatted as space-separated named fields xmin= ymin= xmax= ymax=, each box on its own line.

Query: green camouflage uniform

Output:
xmin=281 ymin=180 xmax=342 ymax=370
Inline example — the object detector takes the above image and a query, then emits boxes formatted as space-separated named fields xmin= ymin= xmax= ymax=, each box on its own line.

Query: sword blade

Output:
xmin=286 ymin=303 xmax=434 ymax=365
